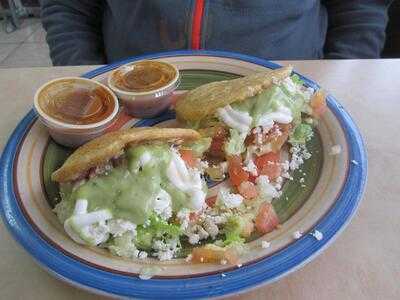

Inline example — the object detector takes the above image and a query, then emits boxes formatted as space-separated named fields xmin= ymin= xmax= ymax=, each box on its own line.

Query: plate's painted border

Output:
xmin=0 ymin=50 xmax=367 ymax=299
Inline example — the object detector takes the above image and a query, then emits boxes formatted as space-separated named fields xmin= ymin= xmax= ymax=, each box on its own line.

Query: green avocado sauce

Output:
xmin=231 ymin=85 xmax=304 ymax=127
xmin=57 ymin=144 xmax=191 ymax=225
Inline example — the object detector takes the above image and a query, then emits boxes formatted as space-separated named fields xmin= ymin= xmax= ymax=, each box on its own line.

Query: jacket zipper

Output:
xmin=191 ymin=0 xmax=205 ymax=49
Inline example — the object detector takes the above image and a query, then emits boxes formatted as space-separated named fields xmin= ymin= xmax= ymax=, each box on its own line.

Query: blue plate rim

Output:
xmin=0 ymin=50 xmax=367 ymax=299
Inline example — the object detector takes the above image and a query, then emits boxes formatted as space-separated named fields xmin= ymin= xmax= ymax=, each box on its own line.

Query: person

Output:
xmin=41 ymin=0 xmax=392 ymax=66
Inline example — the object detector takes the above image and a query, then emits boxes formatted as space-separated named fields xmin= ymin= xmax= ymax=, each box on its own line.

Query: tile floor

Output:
xmin=0 ymin=17 xmax=52 ymax=68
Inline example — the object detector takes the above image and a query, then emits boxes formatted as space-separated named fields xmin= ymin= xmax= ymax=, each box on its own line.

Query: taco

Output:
xmin=174 ymin=66 xmax=327 ymax=244
xmin=53 ymin=127 xmax=215 ymax=261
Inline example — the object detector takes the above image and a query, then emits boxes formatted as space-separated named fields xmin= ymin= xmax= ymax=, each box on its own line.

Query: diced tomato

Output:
xmin=191 ymin=246 xmax=239 ymax=264
xmin=238 ymin=181 xmax=258 ymax=199
xmin=310 ymin=90 xmax=327 ymax=118
xmin=255 ymin=202 xmax=279 ymax=234
xmin=244 ymin=132 xmax=256 ymax=146
xmin=189 ymin=212 xmax=200 ymax=222
xmin=179 ymin=149 xmax=197 ymax=168
xmin=254 ymin=151 xmax=281 ymax=180
xmin=259 ymin=163 xmax=281 ymax=180
xmin=227 ymin=155 xmax=249 ymax=186
xmin=206 ymin=195 xmax=217 ymax=208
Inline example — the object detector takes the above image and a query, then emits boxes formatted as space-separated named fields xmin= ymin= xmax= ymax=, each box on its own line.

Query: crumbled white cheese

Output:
xmin=203 ymin=218 xmax=219 ymax=238
xmin=186 ymin=224 xmax=209 ymax=245
xmin=256 ymin=175 xmax=280 ymax=201
xmin=281 ymin=172 xmax=293 ymax=180
xmin=188 ymin=234 xmax=200 ymax=245
xmin=311 ymin=230 xmax=323 ymax=241
xmin=217 ymin=104 xmax=253 ymax=133
xmin=153 ymin=189 xmax=172 ymax=220
xmin=204 ymin=214 xmax=227 ymax=226
xmin=107 ymin=219 xmax=137 ymax=237
xmin=217 ymin=187 xmax=244 ymax=208
xmin=252 ymin=126 xmax=263 ymax=145
xmin=152 ymin=238 xmax=180 ymax=261
xmin=177 ymin=208 xmax=191 ymax=230
xmin=329 ymin=145 xmax=342 ymax=155
xmin=243 ymin=158 xmax=258 ymax=176
xmin=281 ymin=160 xmax=290 ymax=172
xmin=289 ymin=144 xmax=311 ymax=170
xmin=261 ymin=241 xmax=271 ymax=249
xmin=293 ymin=231 xmax=303 ymax=239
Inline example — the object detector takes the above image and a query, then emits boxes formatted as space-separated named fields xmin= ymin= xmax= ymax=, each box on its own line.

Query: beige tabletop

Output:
xmin=0 ymin=60 xmax=399 ymax=300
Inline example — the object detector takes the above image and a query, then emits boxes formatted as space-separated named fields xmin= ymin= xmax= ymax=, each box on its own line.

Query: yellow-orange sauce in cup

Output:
xmin=38 ymin=81 xmax=115 ymax=125
xmin=112 ymin=60 xmax=177 ymax=93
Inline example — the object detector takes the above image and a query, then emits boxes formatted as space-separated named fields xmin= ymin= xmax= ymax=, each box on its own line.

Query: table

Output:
xmin=0 ymin=60 xmax=399 ymax=300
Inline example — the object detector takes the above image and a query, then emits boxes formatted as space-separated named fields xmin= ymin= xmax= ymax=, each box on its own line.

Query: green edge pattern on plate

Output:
xmin=42 ymin=69 xmax=323 ymax=224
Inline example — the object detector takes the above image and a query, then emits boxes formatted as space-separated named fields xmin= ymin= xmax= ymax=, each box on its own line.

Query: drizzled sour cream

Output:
xmin=256 ymin=106 xmax=293 ymax=128
xmin=217 ymin=105 xmax=253 ymax=133
xmin=166 ymin=149 xmax=206 ymax=211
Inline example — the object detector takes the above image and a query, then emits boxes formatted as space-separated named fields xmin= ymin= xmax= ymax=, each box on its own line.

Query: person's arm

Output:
xmin=41 ymin=0 xmax=106 ymax=66
xmin=323 ymin=0 xmax=392 ymax=58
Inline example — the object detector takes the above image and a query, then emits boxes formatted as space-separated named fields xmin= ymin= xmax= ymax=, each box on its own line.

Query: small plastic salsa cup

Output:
xmin=107 ymin=60 xmax=180 ymax=118
xmin=34 ymin=77 xmax=119 ymax=148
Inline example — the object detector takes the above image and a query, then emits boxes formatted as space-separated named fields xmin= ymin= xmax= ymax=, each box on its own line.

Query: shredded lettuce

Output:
xmin=135 ymin=214 xmax=182 ymax=250
xmin=289 ymin=123 xmax=314 ymax=144
xmin=224 ymin=129 xmax=246 ymax=156
xmin=223 ymin=215 xmax=246 ymax=246
xmin=135 ymin=229 xmax=154 ymax=250
xmin=224 ymin=232 xmax=245 ymax=246
xmin=290 ymin=74 xmax=305 ymax=86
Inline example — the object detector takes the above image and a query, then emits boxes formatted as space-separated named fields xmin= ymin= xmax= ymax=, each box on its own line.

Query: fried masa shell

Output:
xmin=175 ymin=66 xmax=293 ymax=123
xmin=51 ymin=127 xmax=200 ymax=183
